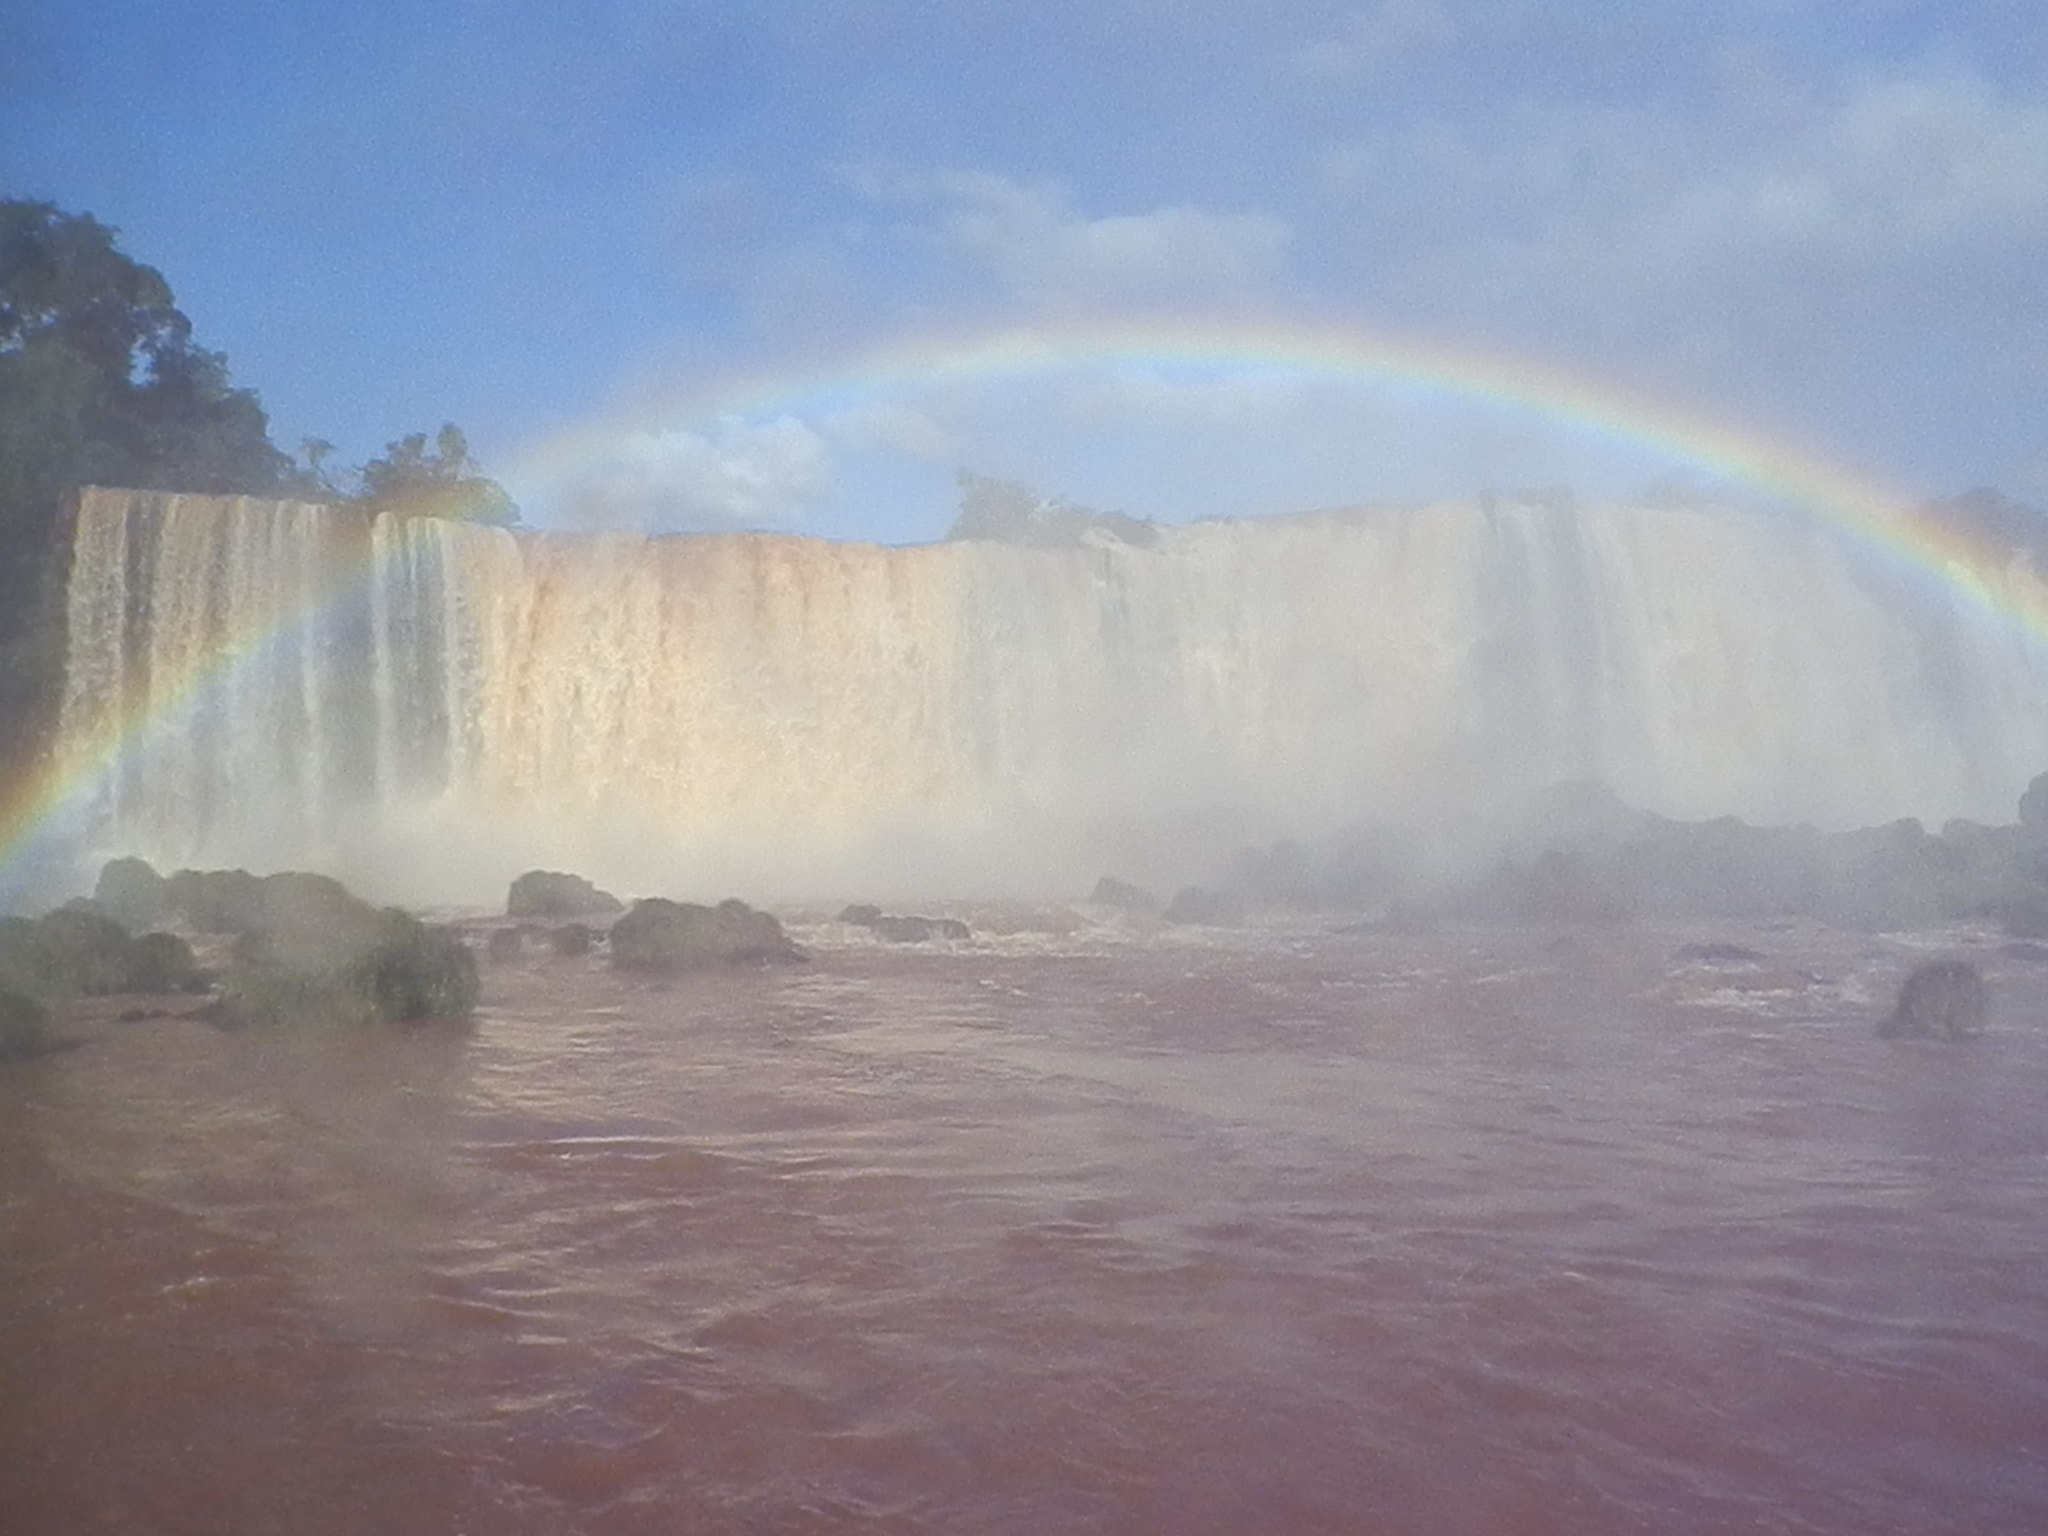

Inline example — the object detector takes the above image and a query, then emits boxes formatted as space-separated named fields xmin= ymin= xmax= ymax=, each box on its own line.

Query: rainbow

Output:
xmin=509 ymin=311 xmax=2048 ymax=627
xmin=6 ymin=317 xmax=2045 ymax=902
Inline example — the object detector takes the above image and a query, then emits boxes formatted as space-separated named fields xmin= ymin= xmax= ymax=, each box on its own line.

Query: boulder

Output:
xmin=486 ymin=926 xmax=525 ymax=961
xmin=837 ymin=903 xmax=884 ymax=927
xmin=507 ymin=870 xmax=624 ymax=920
xmin=1878 ymin=959 xmax=1988 ymax=1040
xmin=549 ymin=922 xmax=594 ymax=957
xmin=609 ymin=898 xmax=805 ymax=973
xmin=1090 ymin=876 xmax=1160 ymax=913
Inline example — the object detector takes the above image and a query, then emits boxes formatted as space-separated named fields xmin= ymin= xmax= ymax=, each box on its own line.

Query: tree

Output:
xmin=0 ymin=199 xmax=293 ymax=774
xmin=354 ymin=422 xmax=516 ymax=525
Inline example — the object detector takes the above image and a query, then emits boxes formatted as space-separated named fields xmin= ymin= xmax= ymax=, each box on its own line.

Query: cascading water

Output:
xmin=53 ymin=486 xmax=2048 ymax=902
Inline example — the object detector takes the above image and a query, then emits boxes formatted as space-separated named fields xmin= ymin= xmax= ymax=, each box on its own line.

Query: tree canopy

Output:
xmin=355 ymin=423 xmax=517 ymax=526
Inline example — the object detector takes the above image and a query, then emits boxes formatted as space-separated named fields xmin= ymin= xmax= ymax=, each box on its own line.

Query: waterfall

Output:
xmin=53 ymin=486 xmax=2048 ymax=902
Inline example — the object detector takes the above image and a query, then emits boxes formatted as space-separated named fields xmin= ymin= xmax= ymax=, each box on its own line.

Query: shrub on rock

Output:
xmin=507 ymin=870 xmax=624 ymax=919
xmin=221 ymin=886 xmax=478 ymax=1027
xmin=128 ymin=931 xmax=205 ymax=994
xmin=609 ymin=898 xmax=805 ymax=973
xmin=0 ymin=987 xmax=52 ymax=1061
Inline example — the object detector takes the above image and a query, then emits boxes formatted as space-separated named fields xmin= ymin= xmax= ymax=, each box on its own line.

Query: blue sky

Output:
xmin=6 ymin=0 xmax=2046 ymax=542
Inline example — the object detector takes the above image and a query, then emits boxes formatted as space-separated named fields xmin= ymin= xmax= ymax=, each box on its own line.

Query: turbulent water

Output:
xmin=5 ymin=920 xmax=2047 ymax=1534
xmin=55 ymin=489 xmax=2048 ymax=902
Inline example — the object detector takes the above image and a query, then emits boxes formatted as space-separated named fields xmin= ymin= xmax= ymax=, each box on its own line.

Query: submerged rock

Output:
xmin=1878 ymin=959 xmax=1988 ymax=1040
xmin=1090 ymin=876 xmax=1160 ymax=913
xmin=609 ymin=898 xmax=806 ymax=974
xmin=839 ymin=906 xmax=971 ymax=942
xmin=507 ymin=870 xmax=624 ymax=920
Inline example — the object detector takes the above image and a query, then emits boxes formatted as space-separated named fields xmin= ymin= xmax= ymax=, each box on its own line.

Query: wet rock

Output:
xmin=550 ymin=922 xmax=594 ymax=957
xmin=507 ymin=870 xmax=624 ymax=920
xmin=486 ymin=927 xmax=525 ymax=962
xmin=837 ymin=904 xmax=884 ymax=927
xmin=871 ymin=915 xmax=971 ymax=943
xmin=609 ymin=898 xmax=805 ymax=974
xmin=1878 ymin=959 xmax=1988 ymax=1040
xmin=1090 ymin=876 xmax=1160 ymax=913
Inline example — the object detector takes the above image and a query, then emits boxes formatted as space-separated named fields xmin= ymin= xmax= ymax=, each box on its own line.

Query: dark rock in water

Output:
xmin=610 ymin=898 xmax=806 ymax=973
xmin=550 ymin=922 xmax=594 ymax=957
xmin=507 ymin=870 xmax=624 ymax=919
xmin=1673 ymin=942 xmax=1768 ymax=964
xmin=1090 ymin=876 xmax=1161 ymax=913
xmin=486 ymin=927 xmax=524 ymax=961
xmin=0 ymin=986 xmax=52 ymax=1061
xmin=1163 ymin=886 xmax=1245 ymax=926
xmin=221 ymin=884 xmax=478 ymax=1027
xmin=1879 ymin=959 xmax=1988 ymax=1040
xmin=871 ymin=914 xmax=972 ymax=943
xmin=95 ymin=856 xmax=171 ymax=931
xmin=838 ymin=904 xmax=884 ymax=927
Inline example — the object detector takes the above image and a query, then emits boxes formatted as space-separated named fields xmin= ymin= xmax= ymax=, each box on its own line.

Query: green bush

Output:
xmin=223 ymin=900 xmax=477 ymax=1027
xmin=0 ymin=987 xmax=51 ymax=1061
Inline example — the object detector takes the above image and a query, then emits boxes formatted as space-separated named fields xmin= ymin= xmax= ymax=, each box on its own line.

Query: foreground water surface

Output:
xmin=4 ymin=919 xmax=2046 ymax=1534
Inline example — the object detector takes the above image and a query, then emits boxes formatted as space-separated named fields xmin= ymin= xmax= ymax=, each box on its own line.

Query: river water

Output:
xmin=4 ymin=918 xmax=2046 ymax=1534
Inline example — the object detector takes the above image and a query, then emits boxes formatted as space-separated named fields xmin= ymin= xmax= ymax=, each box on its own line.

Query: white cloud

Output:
xmin=556 ymin=415 xmax=832 ymax=532
xmin=902 ymin=172 xmax=1290 ymax=312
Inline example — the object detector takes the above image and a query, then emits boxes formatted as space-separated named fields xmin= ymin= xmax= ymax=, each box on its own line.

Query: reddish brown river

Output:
xmin=5 ymin=919 xmax=2046 ymax=1534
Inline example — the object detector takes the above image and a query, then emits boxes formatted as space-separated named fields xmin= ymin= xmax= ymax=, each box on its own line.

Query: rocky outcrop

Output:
xmin=507 ymin=870 xmax=625 ymax=920
xmin=609 ymin=898 xmax=806 ymax=974
xmin=1878 ymin=960 xmax=1988 ymax=1039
